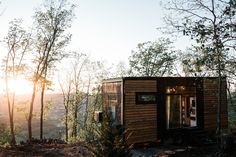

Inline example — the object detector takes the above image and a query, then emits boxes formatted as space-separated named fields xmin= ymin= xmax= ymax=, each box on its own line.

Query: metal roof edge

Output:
xmin=102 ymin=77 xmax=123 ymax=83
xmin=102 ymin=76 xmax=227 ymax=82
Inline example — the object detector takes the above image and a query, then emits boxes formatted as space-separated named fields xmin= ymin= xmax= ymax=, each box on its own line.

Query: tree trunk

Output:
xmin=65 ymin=108 xmax=68 ymax=142
xmin=9 ymin=116 xmax=16 ymax=145
xmin=28 ymin=82 xmax=37 ymax=142
xmin=72 ymin=105 xmax=78 ymax=138
xmin=216 ymin=61 xmax=222 ymax=147
xmin=40 ymin=62 xmax=48 ymax=140
xmin=84 ymin=80 xmax=90 ymax=128
xmin=7 ymin=100 xmax=16 ymax=145
xmin=5 ymin=76 xmax=16 ymax=145
xmin=211 ymin=0 xmax=222 ymax=147
xmin=227 ymin=82 xmax=234 ymax=111
xmin=40 ymin=82 xmax=45 ymax=140
xmin=10 ymin=93 xmax=16 ymax=145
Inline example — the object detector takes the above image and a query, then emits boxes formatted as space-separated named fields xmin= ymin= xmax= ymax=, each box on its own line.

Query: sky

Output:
xmin=71 ymin=0 xmax=164 ymax=63
xmin=0 ymin=0 xmax=190 ymax=93
xmin=0 ymin=0 xmax=167 ymax=63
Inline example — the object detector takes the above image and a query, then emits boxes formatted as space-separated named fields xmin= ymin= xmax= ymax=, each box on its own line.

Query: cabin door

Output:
xmin=166 ymin=95 xmax=197 ymax=129
xmin=166 ymin=95 xmax=181 ymax=129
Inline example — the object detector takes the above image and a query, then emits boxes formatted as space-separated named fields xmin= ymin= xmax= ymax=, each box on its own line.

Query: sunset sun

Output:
xmin=7 ymin=78 xmax=32 ymax=94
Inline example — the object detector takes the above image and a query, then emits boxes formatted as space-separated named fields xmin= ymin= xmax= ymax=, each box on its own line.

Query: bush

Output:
xmin=0 ymin=123 xmax=11 ymax=145
xmin=88 ymin=113 xmax=132 ymax=157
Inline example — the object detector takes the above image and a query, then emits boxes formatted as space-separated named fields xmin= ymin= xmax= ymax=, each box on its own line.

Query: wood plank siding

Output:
xmin=123 ymin=79 xmax=158 ymax=144
xmin=102 ymin=77 xmax=228 ymax=144
xmin=203 ymin=78 xmax=228 ymax=132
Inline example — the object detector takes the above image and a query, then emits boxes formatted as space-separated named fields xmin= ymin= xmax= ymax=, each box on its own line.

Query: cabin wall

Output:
xmin=203 ymin=78 xmax=228 ymax=132
xmin=123 ymin=79 xmax=158 ymax=144
xmin=102 ymin=81 xmax=122 ymax=124
xmin=102 ymin=77 xmax=228 ymax=144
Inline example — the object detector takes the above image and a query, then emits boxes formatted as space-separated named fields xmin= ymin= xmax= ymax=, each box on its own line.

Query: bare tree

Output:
xmin=0 ymin=1 xmax=6 ymax=16
xmin=58 ymin=54 xmax=108 ymax=141
xmin=70 ymin=53 xmax=88 ymax=139
xmin=2 ymin=19 xmax=30 ymax=145
xmin=58 ymin=73 xmax=73 ymax=142
xmin=28 ymin=0 xmax=75 ymax=142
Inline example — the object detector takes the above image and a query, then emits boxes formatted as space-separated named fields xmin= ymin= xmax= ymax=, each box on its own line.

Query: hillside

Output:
xmin=0 ymin=93 xmax=65 ymax=142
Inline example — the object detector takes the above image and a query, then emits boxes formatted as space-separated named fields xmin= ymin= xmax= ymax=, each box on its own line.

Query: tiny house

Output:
xmin=102 ymin=77 xmax=228 ymax=144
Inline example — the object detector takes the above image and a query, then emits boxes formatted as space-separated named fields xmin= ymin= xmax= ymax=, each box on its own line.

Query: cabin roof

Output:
xmin=102 ymin=76 xmax=223 ymax=83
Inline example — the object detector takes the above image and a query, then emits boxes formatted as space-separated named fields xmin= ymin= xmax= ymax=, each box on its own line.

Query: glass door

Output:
xmin=189 ymin=97 xmax=197 ymax=127
xmin=165 ymin=86 xmax=197 ymax=129
xmin=166 ymin=95 xmax=181 ymax=129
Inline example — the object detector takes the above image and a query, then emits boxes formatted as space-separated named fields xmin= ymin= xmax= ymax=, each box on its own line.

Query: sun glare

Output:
xmin=6 ymin=78 xmax=32 ymax=94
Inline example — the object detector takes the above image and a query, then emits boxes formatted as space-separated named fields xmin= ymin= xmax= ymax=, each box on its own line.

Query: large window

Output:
xmin=166 ymin=95 xmax=181 ymax=129
xmin=136 ymin=92 xmax=157 ymax=104
xmin=106 ymin=93 xmax=121 ymax=124
xmin=165 ymin=85 xmax=197 ymax=129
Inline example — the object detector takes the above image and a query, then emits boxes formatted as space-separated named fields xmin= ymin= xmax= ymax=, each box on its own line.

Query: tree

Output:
xmin=129 ymin=38 xmax=176 ymax=77
xmin=111 ymin=61 xmax=130 ymax=78
xmin=80 ymin=60 xmax=110 ymax=132
xmin=70 ymin=53 xmax=89 ymax=139
xmin=58 ymin=52 xmax=108 ymax=142
xmin=88 ymin=113 xmax=132 ymax=157
xmin=181 ymin=47 xmax=215 ymax=77
xmin=162 ymin=0 xmax=236 ymax=146
xmin=0 ymin=1 xmax=5 ymax=16
xmin=58 ymin=72 xmax=73 ymax=142
xmin=80 ymin=85 xmax=103 ymax=142
xmin=2 ymin=19 xmax=30 ymax=145
xmin=0 ymin=123 xmax=11 ymax=145
xmin=28 ymin=0 xmax=75 ymax=142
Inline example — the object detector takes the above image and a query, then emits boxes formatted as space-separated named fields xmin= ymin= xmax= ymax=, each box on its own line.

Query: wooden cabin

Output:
xmin=102 ymin=77 xmax=228 ymax=144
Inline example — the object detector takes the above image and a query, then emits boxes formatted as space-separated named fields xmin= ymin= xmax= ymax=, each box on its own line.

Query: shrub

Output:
xmin=0 ymin=123 xmax=11 ymax=145
xmin=88 ymin=113 xmax=132 ymax=157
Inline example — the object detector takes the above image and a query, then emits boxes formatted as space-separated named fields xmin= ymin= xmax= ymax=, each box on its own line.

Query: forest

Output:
xmin=0 ymin=0 xmax=236 ymax=156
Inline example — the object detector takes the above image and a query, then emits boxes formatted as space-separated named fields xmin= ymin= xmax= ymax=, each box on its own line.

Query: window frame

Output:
xmin=135 ymin=92 xmax=157 ymax=104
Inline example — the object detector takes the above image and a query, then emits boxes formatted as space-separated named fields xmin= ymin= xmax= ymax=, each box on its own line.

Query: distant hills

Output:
xmin=0 ymin=93 xmax=65 ymax=142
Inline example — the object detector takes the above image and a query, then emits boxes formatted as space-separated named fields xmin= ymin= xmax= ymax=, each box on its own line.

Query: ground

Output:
xmin=131 ymin=143 xmax=236 ymax=157
xmin=0 ymin=144 xmax=91 ymax=157
xmin=0 ymin=143 xmax=236 ymax=157
xmin=132 ymin=145 xmax=216 ymax=157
